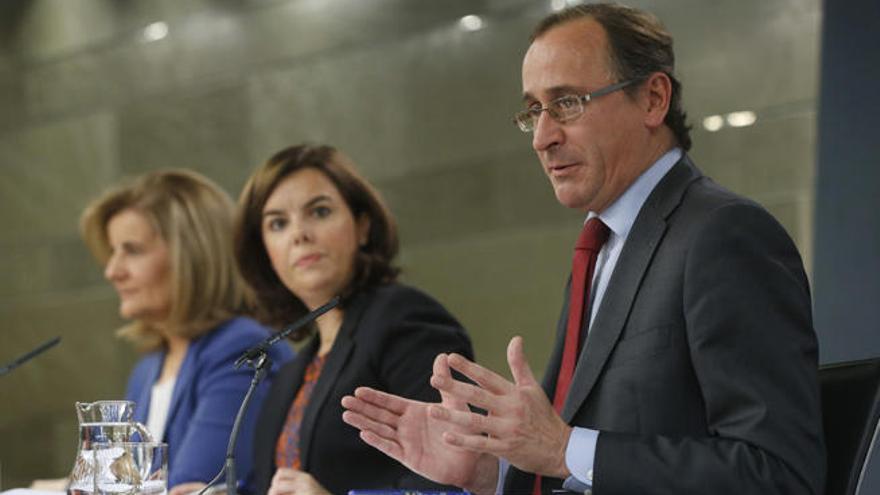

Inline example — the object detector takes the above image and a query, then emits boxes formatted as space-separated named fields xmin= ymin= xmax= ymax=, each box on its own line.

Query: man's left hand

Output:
xmin=427 ymin=336 xmax=573 ymax=478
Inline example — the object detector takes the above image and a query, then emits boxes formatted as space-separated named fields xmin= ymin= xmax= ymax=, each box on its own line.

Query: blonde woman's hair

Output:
xmin=80 ymin=169 xmax=247 ymax=352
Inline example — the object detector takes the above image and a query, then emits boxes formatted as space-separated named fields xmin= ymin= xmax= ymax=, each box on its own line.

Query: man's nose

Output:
xmin=532 ymin=110 xmax=564 ymax=152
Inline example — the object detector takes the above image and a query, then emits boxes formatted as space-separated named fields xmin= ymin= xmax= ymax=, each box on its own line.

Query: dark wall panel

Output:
xmin=814 ymin=0 xmax=880 ymax=364
xmin=815 ymin=0 xmax=880 ymax=492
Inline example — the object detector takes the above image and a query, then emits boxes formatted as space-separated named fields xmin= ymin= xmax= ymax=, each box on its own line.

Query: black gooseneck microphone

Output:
xmin=233 ymin=296 xmax=340 ymax=369
xmin=198 ymin=296 xmax=340 ymax=495
xmin=0 ymin=336 xmax=61 ymax=377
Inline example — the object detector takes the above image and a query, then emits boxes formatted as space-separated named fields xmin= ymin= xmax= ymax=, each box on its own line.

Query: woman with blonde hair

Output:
xmin=234 ymin=144 xmax=473 ymax=495
xmin=80 ymin=169 xmax=293 ymax=494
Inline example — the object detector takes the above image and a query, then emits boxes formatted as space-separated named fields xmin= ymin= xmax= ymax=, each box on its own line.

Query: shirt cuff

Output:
xmin=495 ymin=458 xmax=509 ymax=495
xmin=564 ymin=427 xmax=598 ymax=488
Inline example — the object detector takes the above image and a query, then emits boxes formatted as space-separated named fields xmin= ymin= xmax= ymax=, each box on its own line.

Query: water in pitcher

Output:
xmin=68 ymin=401 xmax=153 ymax=494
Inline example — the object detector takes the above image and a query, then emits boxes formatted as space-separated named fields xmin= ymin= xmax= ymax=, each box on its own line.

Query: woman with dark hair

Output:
xmin=235 ymin=144 xmax=474 ymax=495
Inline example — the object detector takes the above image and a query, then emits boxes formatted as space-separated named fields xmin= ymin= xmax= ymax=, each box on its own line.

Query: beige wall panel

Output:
xmin=245 ymin=14 xmax=533 ymax=182
xmin=401 ymin=223 xmax=576 ymax=377
xmin=0 ymin=111 xmax=117 ymax=239
xmin=0 ymin=290 xmax=133 ymax=485
xmin=117 ymin=83 xmax=251 ymax=195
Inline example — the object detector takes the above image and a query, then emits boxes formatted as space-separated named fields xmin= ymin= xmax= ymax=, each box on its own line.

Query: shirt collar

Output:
xmin=588 ymin=147 xmax=682 ymax=240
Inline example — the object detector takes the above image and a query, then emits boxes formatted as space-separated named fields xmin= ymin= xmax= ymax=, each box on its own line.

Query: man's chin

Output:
xmin=552 ymin=188 xmax=590 ymax=210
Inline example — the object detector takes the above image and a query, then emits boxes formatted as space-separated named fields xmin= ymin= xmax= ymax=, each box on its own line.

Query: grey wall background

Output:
xmin=0 ymin=0 xmax=827 ymax=490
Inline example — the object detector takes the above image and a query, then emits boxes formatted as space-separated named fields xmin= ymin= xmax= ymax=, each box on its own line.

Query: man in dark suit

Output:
xmin=342 ymin=4 xmax=825 ymax=495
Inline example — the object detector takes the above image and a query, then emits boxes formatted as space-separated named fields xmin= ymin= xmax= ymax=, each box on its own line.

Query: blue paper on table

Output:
xmin=348 ymin=491 xmax=470 ymax=495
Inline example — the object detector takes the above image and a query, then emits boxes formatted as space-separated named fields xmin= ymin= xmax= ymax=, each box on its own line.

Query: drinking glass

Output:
xmin=92 ymin=442 xmax=168 ymax=495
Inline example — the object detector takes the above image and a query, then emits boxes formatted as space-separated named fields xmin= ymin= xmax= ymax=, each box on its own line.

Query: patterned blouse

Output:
xmin=274 ymin=353 xmax=328 ymax=469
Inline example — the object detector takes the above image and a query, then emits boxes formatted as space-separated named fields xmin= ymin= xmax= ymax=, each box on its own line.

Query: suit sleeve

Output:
xmin=168 ymin=325 xmax=290 ymax=489
xmin=593 ymin=202 xmax=825 ymax=495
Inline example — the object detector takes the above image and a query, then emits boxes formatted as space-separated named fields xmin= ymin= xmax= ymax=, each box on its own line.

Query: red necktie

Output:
xmin=552 ymin=217 xmax=609 ymax=412
xmin=533 ymin=217 xmax=609 ymax=495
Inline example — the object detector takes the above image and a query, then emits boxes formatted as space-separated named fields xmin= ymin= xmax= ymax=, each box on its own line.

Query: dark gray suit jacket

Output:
xmin=250 ymin=283 xmax=474 ymax=495
xmin=505 ymin=156 xmax=825 ymax=495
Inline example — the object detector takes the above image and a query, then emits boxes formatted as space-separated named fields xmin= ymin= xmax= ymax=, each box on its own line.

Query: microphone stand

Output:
xmin=0 ymin=336 xmax=61 ymax=377
xmin=199 ymin=297 xmax=340 ymax=495
xmin=225 ymin=352 xmax=271 ymax=495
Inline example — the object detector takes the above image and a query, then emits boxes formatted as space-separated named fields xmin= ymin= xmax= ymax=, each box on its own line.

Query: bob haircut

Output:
xmin=234 ymin=144 xmax=399 ymax=340
xmin=80 ymin=169 xmax=247 ymax=352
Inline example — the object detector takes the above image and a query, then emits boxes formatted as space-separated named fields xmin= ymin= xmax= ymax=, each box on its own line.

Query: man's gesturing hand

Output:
xmin=428 ymin=336 xmax=573 ymax=479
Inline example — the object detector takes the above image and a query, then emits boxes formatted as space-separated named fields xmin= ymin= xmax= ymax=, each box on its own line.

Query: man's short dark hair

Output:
xmin=532 ymin=3 xmax=692 ymax=151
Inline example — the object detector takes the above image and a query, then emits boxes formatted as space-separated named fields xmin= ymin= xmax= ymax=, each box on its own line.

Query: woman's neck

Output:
xmin=315 ymin=308 xmax=344 ymax=357
xmin=158 ymin=334 xmax=189 ymax=384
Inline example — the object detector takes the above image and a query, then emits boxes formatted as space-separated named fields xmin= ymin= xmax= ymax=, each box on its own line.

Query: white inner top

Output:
xmin=146 ymin=377 xmax=176 ymax=440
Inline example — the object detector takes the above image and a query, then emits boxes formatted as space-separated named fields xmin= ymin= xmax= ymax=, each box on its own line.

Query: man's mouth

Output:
xmin=548 ymin=162 xmax=579 ymax=175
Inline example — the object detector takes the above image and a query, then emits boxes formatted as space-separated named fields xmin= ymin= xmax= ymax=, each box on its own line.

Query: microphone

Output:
xmin=0 ymin=336 xmax=61 ymax=377
xmin=234 ymin=296 xmax=340 ymax=368
xmin=199 ymin=296 xmax=340 ymax=495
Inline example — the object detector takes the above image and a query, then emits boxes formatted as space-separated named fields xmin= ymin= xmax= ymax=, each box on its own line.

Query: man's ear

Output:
xmin=642 ymin=71 xmax=672 ymax=129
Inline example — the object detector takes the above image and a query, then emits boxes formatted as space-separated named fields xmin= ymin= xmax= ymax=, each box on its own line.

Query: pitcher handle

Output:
xmin=132 ymin=421 xmax=155 ymax=442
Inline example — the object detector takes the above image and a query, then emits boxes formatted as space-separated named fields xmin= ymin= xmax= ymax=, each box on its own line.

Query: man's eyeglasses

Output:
xmin=513 ymin=79 xmax=640 ymax=133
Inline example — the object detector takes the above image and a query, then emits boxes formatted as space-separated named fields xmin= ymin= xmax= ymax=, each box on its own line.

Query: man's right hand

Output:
xmin=341 ymin=354 xmax=499 ymax=495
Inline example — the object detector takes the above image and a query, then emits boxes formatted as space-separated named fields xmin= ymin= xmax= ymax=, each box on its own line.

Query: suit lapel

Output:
xmin=132 ymin=353 xmax=162 ymax=425
xmin=560 ymin=157 xmax=701 ymax=421
xmin=163 ymin=339 xmax=200 ymax=439
xmin=299 ymin=292 xmax=370 ymax=467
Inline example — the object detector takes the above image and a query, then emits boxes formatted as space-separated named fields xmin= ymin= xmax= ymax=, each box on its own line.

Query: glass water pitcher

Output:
xmin=68 ymin=400 xmax=154 ymax=494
